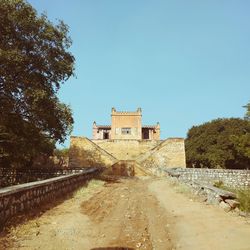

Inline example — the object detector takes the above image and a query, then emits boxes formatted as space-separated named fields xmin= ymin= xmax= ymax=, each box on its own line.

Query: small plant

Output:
xmin=213 ymin=180 xmax=224 ymax=188
xmin=218 ymin=185 xmax=250 ymax=213
xmin=237 ymin=189 xmax=250 ymax=212
xmin=174 ymin=183 xmax=192 ymax=194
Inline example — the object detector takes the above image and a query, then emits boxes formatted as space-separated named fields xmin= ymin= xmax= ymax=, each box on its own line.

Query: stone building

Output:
xmin=92 ymin=108 xmax=160 ymax=140
xmin=69 ymin=107 xmax=186 ymax=171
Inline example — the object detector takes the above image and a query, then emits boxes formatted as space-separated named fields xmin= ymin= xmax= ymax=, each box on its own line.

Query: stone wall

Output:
xmin=162 ymin=168 xmax=250 ymax=188
xmin=0 ymin=168 xmax=99 ymax=228
xmin=69 ymin=137 xmax=117 ymax=168
xmin=93 ymin=139 xmax=161 ymax=160
xmin=137 ymin=138 xmax=186 ymax=169
xmin=69 ymin=137 xmax=186 ymax=170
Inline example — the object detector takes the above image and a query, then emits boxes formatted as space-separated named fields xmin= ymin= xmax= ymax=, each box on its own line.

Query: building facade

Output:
xmin=92 ymin=108 xmax=160 ymax=140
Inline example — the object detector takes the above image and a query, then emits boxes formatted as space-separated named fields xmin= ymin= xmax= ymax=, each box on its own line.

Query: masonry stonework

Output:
xmin=137 ymin=138 xmax=186 ymax=169
xmin=156 ymin=168 xmax=250 ymax=188
xmin=69 ymin=137 xmax=117 ymax=168
xmin=92 ymin=139 xmax=161 ymax=160
xmin=0 ymin=169 xmax=99 ymax=228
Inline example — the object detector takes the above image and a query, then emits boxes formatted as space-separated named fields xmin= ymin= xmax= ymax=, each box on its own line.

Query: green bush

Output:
xmin=237 ymin=189 xmax=250 ymax=212
xmin=221 ymin=185 xmax=250 ymax=212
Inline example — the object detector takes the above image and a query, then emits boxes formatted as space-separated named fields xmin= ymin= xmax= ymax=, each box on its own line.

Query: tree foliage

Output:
xmin=244 ymin=102 xmax=250 ymax=121
xmin=185 ymin=118 xmax=250 ymax=169
xmin=0 ymin=0 xmax=75 ymax=168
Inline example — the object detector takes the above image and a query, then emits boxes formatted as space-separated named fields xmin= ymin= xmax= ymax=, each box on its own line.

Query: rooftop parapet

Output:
xmin=111 ymin=107 xmax=142 ymax=116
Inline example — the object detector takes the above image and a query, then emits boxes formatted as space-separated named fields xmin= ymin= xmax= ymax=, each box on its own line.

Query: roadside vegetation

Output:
xmin=213 ymin=181 xmax=250 ymax=213
xmin=236 ymin=189 xmax=250 ymax=213
xmin=185 ymin=103 xmax=250 ymax=169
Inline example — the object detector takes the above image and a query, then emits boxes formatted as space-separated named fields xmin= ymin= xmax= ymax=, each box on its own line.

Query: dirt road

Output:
xmin=1 ymin=177 xmax=250 ymax=250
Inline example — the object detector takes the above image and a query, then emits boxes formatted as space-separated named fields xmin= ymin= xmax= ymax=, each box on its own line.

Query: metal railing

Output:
xmin=0 ymin=167 xmax=97 ymax=188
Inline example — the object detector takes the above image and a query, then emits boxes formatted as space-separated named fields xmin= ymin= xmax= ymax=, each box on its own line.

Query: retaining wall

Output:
xmin=92 ymin=139 xmax=160 ymax=160
xmin=137 ymin=138 xmax=186 ymax=169
xmin=69 ymin=137 xmax=117 ymax=168
xmin=69 ymin=137 xmax=186 ymax=169
xmin=161 ymin=168 xmax=250 ymax=188
xmin=0 ymin=168 xmax=99 ymax=228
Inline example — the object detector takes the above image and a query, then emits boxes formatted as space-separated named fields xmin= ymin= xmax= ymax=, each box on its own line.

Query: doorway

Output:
xmin=103 ymin=132 xmax=109 ymax=139
xmin=142 ymin=128 xmax=149 ymax=139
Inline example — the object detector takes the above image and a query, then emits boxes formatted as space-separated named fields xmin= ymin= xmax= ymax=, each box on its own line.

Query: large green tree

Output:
xmin=0 ymin=0 xmax=74 ymax=168
xmin=185 ymin=118 xmax=250 ymax=169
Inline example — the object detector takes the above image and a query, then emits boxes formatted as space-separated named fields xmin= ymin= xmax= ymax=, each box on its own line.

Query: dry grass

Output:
xmin=214 ymin=181 xmax=250 ymax=213
xmin=73 ymin=179 xmax=105 ymax=199
xmin=166 ymin=177 xmax=198 ymax=200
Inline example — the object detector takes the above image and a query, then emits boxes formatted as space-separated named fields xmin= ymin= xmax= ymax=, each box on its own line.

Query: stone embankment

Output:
xmin=0 ymin=168 xmax=100 ymax=229
xmin=155 ymin=167 xmax=250 ymax=188
xmin=152 ymin=167 xmax=247 ymax=212
xmin=185 ymin=181 xmax=240 ymax=212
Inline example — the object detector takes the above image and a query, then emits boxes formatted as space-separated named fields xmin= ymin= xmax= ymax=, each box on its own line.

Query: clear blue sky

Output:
xmin=28 ymin=0 xmax=250 ymax=147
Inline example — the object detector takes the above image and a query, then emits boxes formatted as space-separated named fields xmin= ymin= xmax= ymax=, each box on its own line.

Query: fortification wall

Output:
xmin=137 ymin=138 xmax=186 ymax=169
xmin=92 ymin=139 xmax=161 ymax=160
xmin=69 ymin=137 xmax=117 ymax=168
xmin=160 ymin=168 xmax=250 ymax=188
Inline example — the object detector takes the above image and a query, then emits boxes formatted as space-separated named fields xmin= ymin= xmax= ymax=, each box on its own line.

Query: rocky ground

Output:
xmin=1 ymin=177 xmax=250 ymax=250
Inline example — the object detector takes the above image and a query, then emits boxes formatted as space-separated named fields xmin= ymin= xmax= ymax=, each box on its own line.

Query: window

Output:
xmin=121 ymin=128 xmax=131 ymax=135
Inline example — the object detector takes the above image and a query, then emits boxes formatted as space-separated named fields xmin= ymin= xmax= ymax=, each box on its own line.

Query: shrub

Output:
xmin=237 ymin=189 xmax=250 ymax=212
